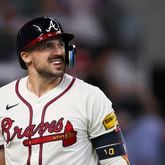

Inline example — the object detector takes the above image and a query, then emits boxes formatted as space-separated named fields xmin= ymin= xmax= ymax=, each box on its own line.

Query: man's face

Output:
xmin=24 ymin=37 xmax=66 ymax=79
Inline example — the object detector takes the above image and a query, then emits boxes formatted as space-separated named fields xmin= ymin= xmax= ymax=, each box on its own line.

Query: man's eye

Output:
xmin=38 ymin=41 xmax=65 ymax=50
xmin=59 ymin=42 xmax=65 ymax=48
xmin=41 ymin=43 xmax=53 ymax=49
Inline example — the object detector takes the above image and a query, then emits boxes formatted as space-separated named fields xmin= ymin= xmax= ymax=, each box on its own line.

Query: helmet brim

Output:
xmin=60 ymin=33 xmax=74 ymax=41
xmin=24 ymin=32 xmax=74 ymax=50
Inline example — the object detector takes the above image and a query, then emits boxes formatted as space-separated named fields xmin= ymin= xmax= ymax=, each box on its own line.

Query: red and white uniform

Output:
xmin=0 ymin=74 xmax=128 ymax=165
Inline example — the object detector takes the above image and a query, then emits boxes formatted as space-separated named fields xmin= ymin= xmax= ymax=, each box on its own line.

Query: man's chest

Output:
xmin=1 ymin=99 xmax=87 ymax=148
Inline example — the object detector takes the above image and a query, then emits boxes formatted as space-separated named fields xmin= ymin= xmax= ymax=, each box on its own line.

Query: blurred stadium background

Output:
xmin=0 ymin=0 xmax=165 ymax=164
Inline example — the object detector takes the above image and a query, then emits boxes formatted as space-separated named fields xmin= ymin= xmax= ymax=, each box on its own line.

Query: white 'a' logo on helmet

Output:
xmin=46 ymin=20 xmax=59 ymax=32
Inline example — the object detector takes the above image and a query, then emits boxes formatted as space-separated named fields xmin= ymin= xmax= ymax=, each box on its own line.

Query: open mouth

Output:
xmin=49 ymin=56 xmax=65 ymax=65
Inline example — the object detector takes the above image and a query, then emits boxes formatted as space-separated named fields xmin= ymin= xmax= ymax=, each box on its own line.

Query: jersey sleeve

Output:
xmin=86 ymin=87 xmax=129 ymax=164
xmin=87 ymin=87 xmax=116 ymax=138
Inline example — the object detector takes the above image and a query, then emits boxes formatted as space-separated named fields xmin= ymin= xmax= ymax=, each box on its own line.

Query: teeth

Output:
xmin=50 ymin=58 xmax=62 ymax=64
xmin=52 ymin=61 xmax=61 ymax=64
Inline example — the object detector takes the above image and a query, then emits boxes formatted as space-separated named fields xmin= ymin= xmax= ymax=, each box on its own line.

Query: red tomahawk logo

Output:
xmin=23 ymin=121 xmax=77 ymax=147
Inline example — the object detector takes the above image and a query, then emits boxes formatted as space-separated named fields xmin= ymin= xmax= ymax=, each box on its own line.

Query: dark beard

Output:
xmin=37 ymin=66 xmax=66 ymax=79
xmin=36 ymin=55 xmax=66 ymax=79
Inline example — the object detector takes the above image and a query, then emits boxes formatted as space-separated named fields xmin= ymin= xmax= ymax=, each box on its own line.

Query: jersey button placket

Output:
xmin=33 ymin=101 xmax=42 ymax=123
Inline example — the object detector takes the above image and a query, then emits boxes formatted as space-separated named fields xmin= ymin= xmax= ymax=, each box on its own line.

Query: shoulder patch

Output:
xmin=102 ymin=112 xmax=118 ymax=130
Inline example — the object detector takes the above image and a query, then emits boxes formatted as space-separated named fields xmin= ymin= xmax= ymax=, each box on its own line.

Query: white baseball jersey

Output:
xmin=0 ymin=73 xmax=128 ymax=165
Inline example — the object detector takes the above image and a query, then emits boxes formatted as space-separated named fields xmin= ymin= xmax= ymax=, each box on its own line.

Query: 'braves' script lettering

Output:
xmin=1 ymin=117 xmax=64 ymax=143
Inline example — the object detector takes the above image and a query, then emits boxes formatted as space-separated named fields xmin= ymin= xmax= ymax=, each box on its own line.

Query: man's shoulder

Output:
xmin=0 ymin=80 xmax=18 ymax=102
xmin=0 ymin=76 xmax=28 ymax=100
xmin=0 ymin=80 xmax=17 ymax=91
xmin=0 ymin=76 xmax=27 ymax=90
xmin=66 ymin=74 xmax=102 ymax=94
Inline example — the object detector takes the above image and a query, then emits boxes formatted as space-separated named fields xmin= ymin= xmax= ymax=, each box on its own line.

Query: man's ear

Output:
xmin=20 ymin=51 xmax=32 ymax=66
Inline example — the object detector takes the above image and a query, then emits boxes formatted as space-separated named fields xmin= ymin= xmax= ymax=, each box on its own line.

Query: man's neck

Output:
xmin=27 ymin=75 xmax=63 ymax=97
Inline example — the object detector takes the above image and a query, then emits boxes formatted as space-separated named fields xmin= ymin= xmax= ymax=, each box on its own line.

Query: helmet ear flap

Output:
xmin=65 ymin=44 xmax=76 ymax=67
xmin=68 ymin=45 xmax=76 ymax=67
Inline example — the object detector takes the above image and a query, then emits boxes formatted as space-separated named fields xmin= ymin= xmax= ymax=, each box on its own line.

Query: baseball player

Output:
xmin=0 ymin=16 xmax=129 ymax=165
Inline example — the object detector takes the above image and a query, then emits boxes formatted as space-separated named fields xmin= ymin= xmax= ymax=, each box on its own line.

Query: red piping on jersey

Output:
xmin=15 ymin=80 xmax=33 ymax=165
xmin=15 ymin=77 xmax=76 ymax=165
xmin=41 ymin=77 xmax=76 ymax=121
xmin=39 ymin=77 xmax=76 ymax=165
